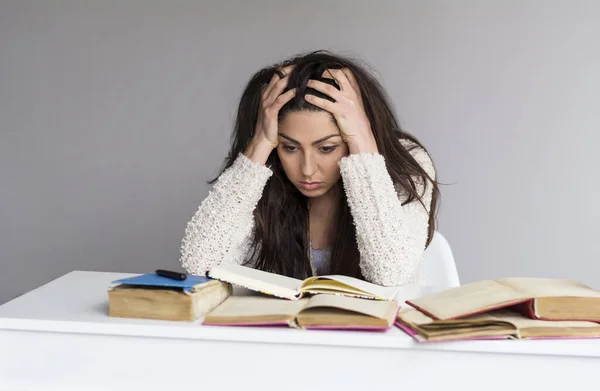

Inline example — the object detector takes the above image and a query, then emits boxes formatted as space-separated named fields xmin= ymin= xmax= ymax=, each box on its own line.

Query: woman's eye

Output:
xmin=320 ymin=146 xmax=337 ymax=154
xmin=283 ymin=145 xmax=297 ymax=152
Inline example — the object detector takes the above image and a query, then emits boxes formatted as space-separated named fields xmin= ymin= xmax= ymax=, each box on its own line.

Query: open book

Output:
xmin=207 ymin=263 xmax=400 ymax=301
xmin=203 ymin=295 xmax=400 ymax=330
xmin=396 ymin=308 xmax=600 ymax=342
xmin=407 ymin=278 xmax=600 ymax=321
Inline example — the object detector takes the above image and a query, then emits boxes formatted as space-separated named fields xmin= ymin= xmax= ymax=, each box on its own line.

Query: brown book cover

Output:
xmin=407 ymin=278 xmax=600 ymax=322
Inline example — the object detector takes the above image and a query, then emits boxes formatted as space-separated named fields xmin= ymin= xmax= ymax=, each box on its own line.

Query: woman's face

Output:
xmin=277 ymin=110 xmax=349 ymax=198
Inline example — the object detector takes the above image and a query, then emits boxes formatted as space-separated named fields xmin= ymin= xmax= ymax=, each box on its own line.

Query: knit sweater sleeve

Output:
xmin=179 ymin=153 xmax=272 ymax=275
xmin=338 ymin=139 xmax=436 ymax=286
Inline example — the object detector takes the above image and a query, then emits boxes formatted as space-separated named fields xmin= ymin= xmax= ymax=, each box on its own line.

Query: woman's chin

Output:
xmin=297 ymin=186 xmax=329 ymax=198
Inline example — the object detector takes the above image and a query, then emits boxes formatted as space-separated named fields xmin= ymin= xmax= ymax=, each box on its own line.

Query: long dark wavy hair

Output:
xmin=211 ymin=50 xmax=440 ymax=280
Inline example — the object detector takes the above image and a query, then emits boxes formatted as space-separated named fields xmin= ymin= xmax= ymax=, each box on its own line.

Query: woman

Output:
xmin=180 ymin=50 xmax=439 ymax=287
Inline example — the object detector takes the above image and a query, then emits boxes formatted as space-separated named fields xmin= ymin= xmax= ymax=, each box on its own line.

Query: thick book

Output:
xmin=108 ymin=273 xmax=232 ymax=321
xmin=207 ymin=263 xmax=400 ymax=301
xmin=406 ymin=278 xmax=600 ymax=321
xmin=203 ymin=294 xmax=400 ymax=330
xmin=396 ymin=308 xmax=600 ymax=342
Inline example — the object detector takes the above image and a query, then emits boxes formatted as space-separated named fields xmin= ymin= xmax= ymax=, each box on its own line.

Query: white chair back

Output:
xmin=422 ymin=231 xmax=460 ymax=290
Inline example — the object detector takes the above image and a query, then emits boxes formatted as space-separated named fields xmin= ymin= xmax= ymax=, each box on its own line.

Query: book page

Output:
xmin=497 ymin=278 xmax=600 ymax=298
xmin=300 ymin=275 xmax=400 ymax=300
xmin=488 ymin=309 xmax=600 ymax=329
xmin=398 ymin=308 xmax=507 ymax=328
xmin=208 ymin=264 xmax=302 ymax=300
xmin=206 ymin=296 xmax=309 ymax=318
xmin=397 ymin=308 xmax=436 ymax=326
xmin=301 ymin=295 xmax=399 ymax=320
xmin=396 ymin=309 xmax=515 ymax=341
xmin=407 ymin=280 xmax=528 ymax=320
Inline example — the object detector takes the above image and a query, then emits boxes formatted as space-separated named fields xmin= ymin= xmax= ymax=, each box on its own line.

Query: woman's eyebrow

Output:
xmin=278 ymin=133 xmax=341 ymax=146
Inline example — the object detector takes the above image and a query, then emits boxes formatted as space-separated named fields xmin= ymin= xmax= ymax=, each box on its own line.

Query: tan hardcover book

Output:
xmin=396 ymin=308 xmax=600 ymax=342
xmin=203 ymin=295 xmax=400 ymax=330
xmin=406 ymin=278 xmax=600 ymax=321
xmin=207 ymin=263 xmax=400 ymax=301
xmin=108 ymin=279 xmax=232 ymax=321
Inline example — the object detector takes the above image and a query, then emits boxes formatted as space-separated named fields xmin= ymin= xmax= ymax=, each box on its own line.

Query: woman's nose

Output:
xmin=301 ymin=153 xmax=317 ymax=177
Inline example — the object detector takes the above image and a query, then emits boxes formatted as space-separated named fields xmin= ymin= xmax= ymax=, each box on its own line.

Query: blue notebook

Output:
xmin=112 ymin=273 xmax=212 ymax=292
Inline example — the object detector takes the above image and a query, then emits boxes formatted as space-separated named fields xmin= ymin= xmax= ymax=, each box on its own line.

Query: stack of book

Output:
xmin=108 ymin=272 xmax=232 ymax=321
xmin=108 ymin=265 xmax=600 ymax=341
xmin=396 ymin=278 xmax=600 ymax=342
xmin=107 ymin=264 xmax=402 ymax=330
xmin=201 ymin=264 xmax=402 ymax=330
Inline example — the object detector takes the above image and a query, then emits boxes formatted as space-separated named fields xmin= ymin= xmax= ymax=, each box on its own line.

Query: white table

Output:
xmin=1 ymin=271 xmax=600 ymax=391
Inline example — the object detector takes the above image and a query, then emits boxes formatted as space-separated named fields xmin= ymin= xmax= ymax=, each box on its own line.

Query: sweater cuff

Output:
xmin=234 ymin=152 xmax=274 ymax=180
xmin=212 ymin=153 xmax=273 ymax=206
xmin=338 ymin=152 xmax=386 ymax=178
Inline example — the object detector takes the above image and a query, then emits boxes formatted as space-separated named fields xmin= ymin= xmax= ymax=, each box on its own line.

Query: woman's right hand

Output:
xmin=245 ymin=66 xmax=296 ymax=164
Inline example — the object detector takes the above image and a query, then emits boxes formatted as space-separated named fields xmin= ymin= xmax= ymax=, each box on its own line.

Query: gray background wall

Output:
xmin=1 ymin=0 xmax=599 ymax=304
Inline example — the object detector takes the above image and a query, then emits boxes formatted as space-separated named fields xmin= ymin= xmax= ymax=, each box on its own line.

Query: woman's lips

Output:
xmin=299 ymin=182 xmax=323 ymax=190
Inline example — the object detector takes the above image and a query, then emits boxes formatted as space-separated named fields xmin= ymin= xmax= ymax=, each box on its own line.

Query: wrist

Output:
xmin=347 ymin=134 xmax=379 ymax=155
xmin=243 ymin=138 xmax=276 ymax=165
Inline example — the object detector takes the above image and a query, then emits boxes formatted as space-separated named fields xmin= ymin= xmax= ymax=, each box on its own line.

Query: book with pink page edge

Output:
xmin=395 ymin=308 xmax=600 ymax=342
xmin=203 ymin=294 xmax=400 ymax=331
xmin=394 ymin=320 xmax=509 ymax=343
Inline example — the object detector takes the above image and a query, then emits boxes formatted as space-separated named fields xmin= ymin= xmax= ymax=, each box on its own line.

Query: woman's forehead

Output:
xmin=279 ymin=111 xmax=340 ymax=142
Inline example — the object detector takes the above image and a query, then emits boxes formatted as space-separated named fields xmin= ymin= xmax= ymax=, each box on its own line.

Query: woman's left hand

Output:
xmin=305 ymin=68 xmax=379 ymax=154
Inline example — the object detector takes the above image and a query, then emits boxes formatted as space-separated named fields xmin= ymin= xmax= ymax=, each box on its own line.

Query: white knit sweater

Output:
xmin=180 ymin=139 xmax=436 ymax=287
